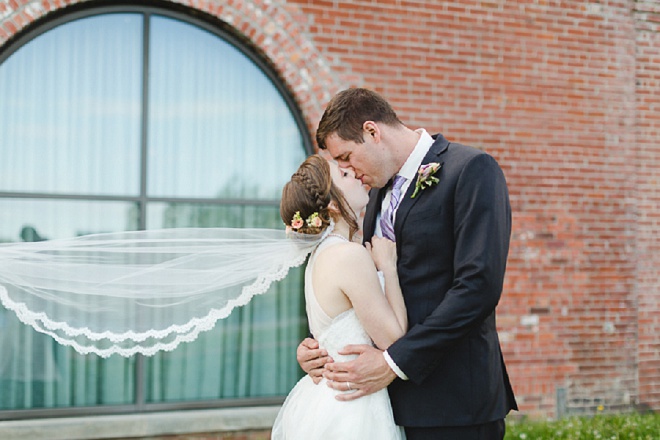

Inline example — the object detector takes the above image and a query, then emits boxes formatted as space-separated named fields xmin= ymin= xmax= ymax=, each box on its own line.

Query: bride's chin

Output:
xmin=353 ymin=204 xmax=368 ymax=216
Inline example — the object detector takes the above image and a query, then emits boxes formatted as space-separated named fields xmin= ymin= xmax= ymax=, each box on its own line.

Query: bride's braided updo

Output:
xmin=280 ymin=155 xmax=359 ymax=240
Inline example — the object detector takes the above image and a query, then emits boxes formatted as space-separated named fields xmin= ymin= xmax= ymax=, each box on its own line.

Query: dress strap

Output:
xmin=304 ymin=234 xmax=350 ymax=337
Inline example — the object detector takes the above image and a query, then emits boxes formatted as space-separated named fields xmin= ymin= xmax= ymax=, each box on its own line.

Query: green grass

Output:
xmin=504 ymin=413 xmax=660 ymax=439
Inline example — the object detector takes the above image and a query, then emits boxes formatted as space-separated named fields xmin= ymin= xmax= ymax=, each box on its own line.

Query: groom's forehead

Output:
xmin=326 ymin=135 xmax=354 ymax=159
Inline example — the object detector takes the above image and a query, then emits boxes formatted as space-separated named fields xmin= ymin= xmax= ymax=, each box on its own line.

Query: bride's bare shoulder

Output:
xmin=314 ymin=241 xmax=372 ymax=268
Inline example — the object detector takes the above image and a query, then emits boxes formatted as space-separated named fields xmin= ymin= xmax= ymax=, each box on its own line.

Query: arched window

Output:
xmin=0 ymin=5 xmax=310 ymax=416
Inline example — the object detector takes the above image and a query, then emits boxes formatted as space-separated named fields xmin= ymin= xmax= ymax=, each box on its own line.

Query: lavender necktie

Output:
xmin=380 ymin=175 xmax=406 ymax=241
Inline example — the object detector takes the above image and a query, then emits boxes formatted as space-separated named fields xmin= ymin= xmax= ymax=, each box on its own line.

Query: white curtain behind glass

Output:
xmin=0 ymin=14 xmax=143 ymax=410
xmin=0 ymin=14 xmax=142 ymax=196
xmin=147 ymin=16 xmax=306 ymax=200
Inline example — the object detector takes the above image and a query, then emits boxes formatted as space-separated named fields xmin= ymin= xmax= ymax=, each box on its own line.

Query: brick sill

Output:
xmin=0 ymin=406 xmax=280 ymax=440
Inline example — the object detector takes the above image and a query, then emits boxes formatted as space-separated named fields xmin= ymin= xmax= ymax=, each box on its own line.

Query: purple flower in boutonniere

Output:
xmin=411 ymin=162 xmax=442 ymax=198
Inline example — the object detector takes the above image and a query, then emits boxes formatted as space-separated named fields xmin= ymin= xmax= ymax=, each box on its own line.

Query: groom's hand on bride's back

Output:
xmin=297 ymin=337 xmax=333 ymax=384
xmin=323 ymin=344 xmax=397 ymax=401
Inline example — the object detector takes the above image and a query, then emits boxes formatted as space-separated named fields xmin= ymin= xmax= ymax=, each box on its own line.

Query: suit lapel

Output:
xmin=363 ymin=186 xmax=387 ymax=242
xmin=393 ymin=135 xmax=449 ymax=237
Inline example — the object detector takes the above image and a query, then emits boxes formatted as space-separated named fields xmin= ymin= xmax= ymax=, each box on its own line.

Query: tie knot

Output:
xmin=392 ymin=175 xmax=406 ymax=191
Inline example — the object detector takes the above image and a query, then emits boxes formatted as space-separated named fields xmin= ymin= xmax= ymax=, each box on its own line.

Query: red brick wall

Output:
xmin=1 ymin=0 xmax=658 ymax=422
xmin=287 ymin=0 xmax=649 ymax=419
xmin=634 ymin=0 xmax=660 ymax=412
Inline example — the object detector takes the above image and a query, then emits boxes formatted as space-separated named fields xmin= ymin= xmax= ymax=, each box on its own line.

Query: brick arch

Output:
xmin=0 ymin=0 xmax=355 ymax=137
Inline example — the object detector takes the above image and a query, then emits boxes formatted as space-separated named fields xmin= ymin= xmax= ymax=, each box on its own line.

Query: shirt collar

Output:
xmin=396 ymin=129 xmax=434 ymax=182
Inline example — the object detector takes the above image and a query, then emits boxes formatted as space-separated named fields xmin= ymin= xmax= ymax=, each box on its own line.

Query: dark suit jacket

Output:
xmin=363 ymin=134 xmax=517 ymax=427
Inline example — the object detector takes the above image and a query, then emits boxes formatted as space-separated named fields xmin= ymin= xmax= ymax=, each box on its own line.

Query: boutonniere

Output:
xmin=411 ymin=162 xmax=442 ymax=198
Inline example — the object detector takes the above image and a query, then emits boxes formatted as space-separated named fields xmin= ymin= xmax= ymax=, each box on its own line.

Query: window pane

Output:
xmin=146 ymin=201 xmax=284 ymax=229
xmin=0 ymin=199 xmax=140 ymax=242
xmin=145 ymin=202 xmax=306 ymax=402
xmin=144 ymin=270 xmax=305 ymax=402
xmin=0 ymin=14 xmax=142 ymax=196
xmin=0 ymin=199 xmax=138 ymax=410
xmin=0 ymin=311 xmax=136 ymax=410
xmin=147 ymin=15 xmax=306 ymax=200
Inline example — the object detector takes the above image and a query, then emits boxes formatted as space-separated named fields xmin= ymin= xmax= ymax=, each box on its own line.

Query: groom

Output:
xmin=298 ymin=88 xmax=517 ymax=439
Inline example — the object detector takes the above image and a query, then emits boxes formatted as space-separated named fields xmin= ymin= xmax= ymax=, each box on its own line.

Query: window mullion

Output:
xmin=135 ymin=11 xmax=151 ymax=412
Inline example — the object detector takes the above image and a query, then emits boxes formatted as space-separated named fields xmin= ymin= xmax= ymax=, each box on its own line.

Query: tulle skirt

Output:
xmin=271 ymin=375 xmax=405 ymax=439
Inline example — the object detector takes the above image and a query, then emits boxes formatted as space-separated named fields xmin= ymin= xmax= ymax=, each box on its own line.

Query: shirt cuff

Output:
xmin=383 ymin=350 xmax=408 ymax=380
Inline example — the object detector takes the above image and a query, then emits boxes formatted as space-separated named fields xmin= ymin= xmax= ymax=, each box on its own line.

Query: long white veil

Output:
xmin=0 ymin=226 xmax=331 ymax=357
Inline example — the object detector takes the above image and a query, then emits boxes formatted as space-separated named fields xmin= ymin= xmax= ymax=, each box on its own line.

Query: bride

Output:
xmin=272 ymin=155 xmax=406 ymax=439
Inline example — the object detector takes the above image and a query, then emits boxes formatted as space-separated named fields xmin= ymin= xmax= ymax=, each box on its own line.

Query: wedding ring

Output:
xmin=346 ymin=382 xmax=351 ymax=391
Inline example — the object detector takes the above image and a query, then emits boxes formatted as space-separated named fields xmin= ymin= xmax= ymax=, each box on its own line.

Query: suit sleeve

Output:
xmin=386 ymin=153 xmax=512 ymax=384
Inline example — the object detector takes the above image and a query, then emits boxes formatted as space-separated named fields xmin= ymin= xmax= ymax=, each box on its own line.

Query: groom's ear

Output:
xmin=362 ymin=121 xmax=380 ymax=142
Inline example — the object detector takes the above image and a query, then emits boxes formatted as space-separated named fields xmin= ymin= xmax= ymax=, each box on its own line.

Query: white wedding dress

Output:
xmin=271 ymin=235 xmax=405 ymax=439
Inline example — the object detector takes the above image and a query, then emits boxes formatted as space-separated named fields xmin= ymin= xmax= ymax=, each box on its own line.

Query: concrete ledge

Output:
xmin=0 ymin=406 xmax=281 ymax=440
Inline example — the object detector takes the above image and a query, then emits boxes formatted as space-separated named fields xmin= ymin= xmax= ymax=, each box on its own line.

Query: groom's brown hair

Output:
xmin=316 ymin=88 xmax=402 ymax=150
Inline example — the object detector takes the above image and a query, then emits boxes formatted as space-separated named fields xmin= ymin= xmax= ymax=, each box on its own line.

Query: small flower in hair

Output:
xmin=291 ymin=211 xmax=304 ymax=230
xmin=306 ymin=212 xmax=323 ymax=228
